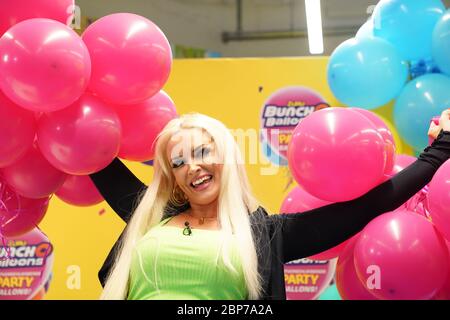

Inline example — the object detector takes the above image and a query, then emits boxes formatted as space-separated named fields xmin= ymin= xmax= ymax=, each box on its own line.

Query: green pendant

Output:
xmin=183 ymin=226 xmax=192 ymax=236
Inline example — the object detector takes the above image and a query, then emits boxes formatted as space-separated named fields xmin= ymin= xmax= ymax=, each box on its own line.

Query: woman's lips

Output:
xmin=190 ymin=175 xmax=213 ymax=191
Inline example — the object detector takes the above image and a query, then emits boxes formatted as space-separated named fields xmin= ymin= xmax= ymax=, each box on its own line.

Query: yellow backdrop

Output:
xmin=39 ymin=57 xmax=412 ymax=299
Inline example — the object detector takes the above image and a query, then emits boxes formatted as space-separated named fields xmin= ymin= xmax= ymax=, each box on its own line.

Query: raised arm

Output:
xmin=275 ymin=130 xmax=450 ymax=263
xmin=89 ymin=158 xmax=147 ymax=223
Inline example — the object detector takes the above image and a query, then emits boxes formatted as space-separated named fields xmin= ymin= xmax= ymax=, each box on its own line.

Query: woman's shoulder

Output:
xmin=250 ymin=206 xmax=283 ymax=227
xmin=250 ymin=206 xmax=268 ymax=216
xmin=249 ymin=207 xmax=284 ymax=245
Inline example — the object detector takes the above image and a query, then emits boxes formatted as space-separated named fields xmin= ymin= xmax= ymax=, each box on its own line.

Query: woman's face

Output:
xmin=166 ymin=128 xmax=222 ymax=206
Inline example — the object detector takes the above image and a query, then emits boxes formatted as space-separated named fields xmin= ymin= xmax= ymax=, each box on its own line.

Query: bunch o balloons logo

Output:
xmin=260 ymin=86 xmax=329 ymax=166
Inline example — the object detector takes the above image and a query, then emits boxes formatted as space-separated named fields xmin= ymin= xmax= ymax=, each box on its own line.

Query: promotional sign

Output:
xmin=0 ymin=228 xmax=54 ymax=300
xmin=260 ymin=86 xmax=330 ymax=166
xmin=284 ymin=258 xmax=336 ymax=300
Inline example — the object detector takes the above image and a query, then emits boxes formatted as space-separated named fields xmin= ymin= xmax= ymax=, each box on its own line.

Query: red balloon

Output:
xmin=2 ymin=144 xmax=67 ymax=199
xmin=0 ymin=0 xmax=74 ymax=36
xmin=0 ymin=91 xmax=36 ymax=168
xmin=82 ymin=13 xmax=172 ymax=105
xmin=115 ymin=91 xmax=178 ymax=162
xmin=335 ymin=237 xmax=377 ymax=300
xmin=0 ymin=18 xmax=91 ymax=112
xmin=0 ymin=182 xmax=49 ymax=237
xmin=56 ymin=175 xmax=103 ymax=207
xmin=37 ymin=93 xmax=122 ymax=175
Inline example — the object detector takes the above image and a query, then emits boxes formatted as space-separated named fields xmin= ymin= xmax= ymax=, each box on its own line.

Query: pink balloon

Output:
xmin=115 ymin=91 xmax=178 ymax=161
xmin=1 ymin=144 xmax=67 ymax=199
xmin=288 ymin=108 xmax=386 ymax=202
xmin=387 ymin=155 xmax=428 ymax=215
xmin=395 ymin=188 xmax=430 ymax=218
xmin=280 ymin=186 xmax=348 ymax=260
xmin=354 ymin=210 xmax=449 ymax=300
xmin=281 ymin=186 xmax=331 ymax=213
xmin=34 ymin=112 xmax=44 ymax=121
xmin=335 ymin=237 xmax=377 ymax=300
xmin=428 ymin=159 xmax=450 ymax=242
xmin=0 ymin=90 xmax=36 ymax=168
xmin=432 ymin=240 xmax=450 ymax=300
xmin=82 ymin=13 xmax=172 ymax=105
xmin=0 ymin=18 xmax=91 ymax=112
xmin=350 ymin=108 xmax=396 ymax=175
xmin=37 ymin=93 xmax=122 ymax=175
xmin=0 ymin=0 xmax=74 ymax=36
xmin=56 ymin=175 xmax=103 ymax=207
xmin=0 ymin=228 xmax=54 ymax=300
xmin=309 ymin=241 xmax=348 ymax=261
xmin=0 ymin=181 xmax=49 ymax=237
xmin=388 ymin=154 xmax=417 ymax=176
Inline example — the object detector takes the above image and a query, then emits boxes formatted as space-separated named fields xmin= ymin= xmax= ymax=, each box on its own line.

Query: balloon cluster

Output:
xmin=328 ymin=0 xmax=450 ymax=152
xmin=284 ymin=108 xmax=398 ymax=260
xmin=323 ymin=2 xmax=450 ymax=297
xmin=286 ymin=106 xmax=450 ymax=299
xmin=0 ymin=2 xmax=177 ymax=238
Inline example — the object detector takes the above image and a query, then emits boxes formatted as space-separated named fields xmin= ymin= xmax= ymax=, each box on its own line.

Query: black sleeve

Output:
xmin=89 ymin=158 xmax=147 ymax=223
xmin=274 ymin=131 xmax=450 ymax=263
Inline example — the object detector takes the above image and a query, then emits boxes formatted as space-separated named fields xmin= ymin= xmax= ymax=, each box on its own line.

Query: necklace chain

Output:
xmin=187 ymin=212 xmax=217 ymax=224
xmin=183 ymin=211 xmax=217 ymax=236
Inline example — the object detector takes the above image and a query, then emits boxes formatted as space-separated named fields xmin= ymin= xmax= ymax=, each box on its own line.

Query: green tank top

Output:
xmin=127 ymin=216 xmax=248 ymax=300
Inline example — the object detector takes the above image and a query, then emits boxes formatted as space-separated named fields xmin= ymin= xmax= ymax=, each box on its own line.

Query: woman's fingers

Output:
xmin=428 ymin=121 xmax=441 ymax=139
xmin=440 ymin=109 xmax=450 ymax=132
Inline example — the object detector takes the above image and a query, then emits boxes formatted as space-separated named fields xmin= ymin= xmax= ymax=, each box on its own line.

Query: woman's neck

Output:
xmin=188 ymin=200 xmax=218 ymax=219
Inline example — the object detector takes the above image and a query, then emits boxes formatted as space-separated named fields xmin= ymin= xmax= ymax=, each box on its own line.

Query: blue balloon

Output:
xmin=432 ymin=9 xmax=450 ymax=76
xmin=394 ymin=74 xmax=450 ymax=150
xmin=413 ymin=149 xmax=422 ymax=158
xmin=318 ymin=283 xmax=342 ymax=300
xmin=410 ymin=58 xmax=441 ymax=79
xmin=327 ymin=37 xmax=408 ymax=110
xmin=373 ymin=0 xmax=445 ymax=61
xmin=356 ymin=19 xmax=374 ymax=39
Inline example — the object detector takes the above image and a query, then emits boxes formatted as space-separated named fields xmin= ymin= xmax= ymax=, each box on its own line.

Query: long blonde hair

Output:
xmin=100 ymin=113 xmax=263 ymax=299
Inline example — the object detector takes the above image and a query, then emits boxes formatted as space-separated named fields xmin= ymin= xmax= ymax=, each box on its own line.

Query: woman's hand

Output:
xmin=441 ymin=109 xmax=450 ymax=132
xmin=428 ymin=109 xmax=450 ymax=140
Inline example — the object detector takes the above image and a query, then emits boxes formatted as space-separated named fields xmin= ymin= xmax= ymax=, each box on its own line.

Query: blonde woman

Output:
xmin=90 ymin=111 xmax=450 ymax=300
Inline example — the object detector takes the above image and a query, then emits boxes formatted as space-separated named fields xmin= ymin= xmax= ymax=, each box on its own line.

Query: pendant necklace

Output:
xmin=183 ymin=213 xmax=217 ymax=236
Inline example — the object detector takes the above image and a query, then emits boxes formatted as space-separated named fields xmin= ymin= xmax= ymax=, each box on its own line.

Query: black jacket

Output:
xmin=90 ymin=131 xmax=450 ymax=300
